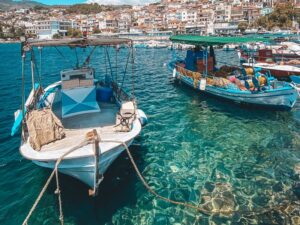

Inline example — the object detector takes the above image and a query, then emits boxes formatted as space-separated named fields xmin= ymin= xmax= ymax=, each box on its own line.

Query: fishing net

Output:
xmin=26 ymin=108 xmax=65 ymax=151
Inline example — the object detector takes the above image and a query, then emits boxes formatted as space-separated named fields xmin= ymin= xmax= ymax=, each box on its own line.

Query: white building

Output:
xmin=25 ymin=20 xmax=77 ymax=39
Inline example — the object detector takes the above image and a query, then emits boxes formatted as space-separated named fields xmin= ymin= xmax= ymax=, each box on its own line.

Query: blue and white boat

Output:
xmin=11 ymin=38 xmax=147 ymax=194
xmin=168 ymin=35 xmax=299 ymax=110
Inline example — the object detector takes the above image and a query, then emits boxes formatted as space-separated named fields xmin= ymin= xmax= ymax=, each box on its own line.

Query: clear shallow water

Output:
xmin=1 ymin=44 xmax=300 ymax=225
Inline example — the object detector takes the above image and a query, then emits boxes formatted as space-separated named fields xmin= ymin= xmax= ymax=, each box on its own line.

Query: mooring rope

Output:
xmin=100 ymin=139 xmax=212 ymax=215
xmin=22 ymin=139 xmax=92 ymax=225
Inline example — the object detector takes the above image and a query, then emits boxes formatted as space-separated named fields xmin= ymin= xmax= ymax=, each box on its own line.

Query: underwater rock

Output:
xmin=200 ymin=182 xmax=236 ymax=216
xmin=153 ymin=213 xmax=169 ymax=225
xmin=293 ymin=183 xmax=300 ymax=200
xmin=170 ymin=165 xmax=180 ymax=173
xmin=291 ymin=216 xmax=300 ymax=225
xmin=294 ymin=164 xmax=300 ymax=177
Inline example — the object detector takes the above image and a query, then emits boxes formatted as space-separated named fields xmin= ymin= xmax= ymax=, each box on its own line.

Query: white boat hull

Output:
xmin=33 ymin=139 xmax=134 ymax=187
xmin=19 ymin=81 xmax=145 ymax=189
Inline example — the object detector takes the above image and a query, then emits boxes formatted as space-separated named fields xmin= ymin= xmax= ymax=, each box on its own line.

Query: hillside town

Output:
xmin=0 ymin=0 xmax=300 ymax=41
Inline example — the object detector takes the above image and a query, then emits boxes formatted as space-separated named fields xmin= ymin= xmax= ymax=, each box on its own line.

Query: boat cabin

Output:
xmin=60 ymin=67 xmax=100 ymax=118
xmin=182 ymin=47 xmax=215 ymax=74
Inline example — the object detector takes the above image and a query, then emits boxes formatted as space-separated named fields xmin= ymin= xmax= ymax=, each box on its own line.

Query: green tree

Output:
xmin=238 ymin=22 xmax=248 ymax=33
xmin=0 ymin=26 xmax=3 ymax=38
xmin=15 ymin=27 xmax=25 ymax=38
xmin=93 ymin=27 xmax=101 ymax=34
xmin=52 ymin=33 xmax=62 ymax=39
xmin=253 ymin=2 xmax=298 ymax=30
xmin=67 ymin=28 xmax=82 ymax=38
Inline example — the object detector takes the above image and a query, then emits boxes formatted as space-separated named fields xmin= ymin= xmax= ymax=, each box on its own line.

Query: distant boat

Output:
xmin=223 ymin=44 xmax=237 ymax=51
xmin=168 ymin=35 xmax=299 ymax=111
xmin=11 ymin=38 xmax=148 ymax=193
xmin=239 ymin=42 xmax=300 ymax=64
xmin=146 ymin=40 xmax=168 ymax=48
xmin=133 ymin=41 xmax=147 ymax=48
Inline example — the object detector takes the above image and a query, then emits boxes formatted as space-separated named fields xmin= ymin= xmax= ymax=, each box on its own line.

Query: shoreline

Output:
xmin=0 ymin=41 xmax=20 ymax=44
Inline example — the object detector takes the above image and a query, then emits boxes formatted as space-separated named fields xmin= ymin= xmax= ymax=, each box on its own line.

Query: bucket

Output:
xmin=96 ymin=87 xmax=113 ymax=102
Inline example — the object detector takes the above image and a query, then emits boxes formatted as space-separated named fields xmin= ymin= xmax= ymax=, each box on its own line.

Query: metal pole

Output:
xmin=131 ymin=41 xmax=135 ymax=99
xmin=30 ymin=50 xmax=35 ymax=92
xmin=116 ymin=46 xmax=118 ymax=84
xmin=38 ymin=46 xmax=42 ymax=87
xmin=205 ymin=46 xmax=208 ymax=76
xmin=30 ymin=50 xmax=37 ymax=109
xmin=21 ymin=50 xmax=26 ymax=140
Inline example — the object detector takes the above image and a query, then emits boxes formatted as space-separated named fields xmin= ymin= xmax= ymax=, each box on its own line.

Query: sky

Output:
xmin=31 ymin=0 xmax=157 ymax=5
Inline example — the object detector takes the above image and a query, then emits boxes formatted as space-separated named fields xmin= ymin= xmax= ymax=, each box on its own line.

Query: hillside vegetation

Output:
xmin=65 ymin=3 xmax=132 ymax=15
xmin=0 ymin=0 xmax=46 ymax=11
xmin=253 ymin=2 xmax=300 ymax=30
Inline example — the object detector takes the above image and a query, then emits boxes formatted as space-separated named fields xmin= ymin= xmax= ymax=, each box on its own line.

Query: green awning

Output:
xmin=170 ymin=35 xmax=268 ymax=46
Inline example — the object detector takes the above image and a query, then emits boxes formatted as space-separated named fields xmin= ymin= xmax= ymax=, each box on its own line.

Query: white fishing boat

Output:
xmin=146 ymin=40 xmax=168 ymax=48
xmin=11 ymin=38 xmax=147 ymax=194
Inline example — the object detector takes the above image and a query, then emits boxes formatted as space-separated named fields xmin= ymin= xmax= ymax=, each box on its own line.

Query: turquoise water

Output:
xmin=1 ymin=44 xmax=300 ymax=224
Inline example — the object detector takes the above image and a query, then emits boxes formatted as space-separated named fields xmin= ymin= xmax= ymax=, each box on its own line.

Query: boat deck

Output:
xmin=40 ymin=102 xmax=119 ymax=152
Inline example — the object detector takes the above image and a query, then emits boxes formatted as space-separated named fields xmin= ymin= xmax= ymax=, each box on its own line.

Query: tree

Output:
xmin=238 ymin=22 xmax=248 ymax=33
xmin=93 ymin=28 xmax=101 ymax=34
xmin=15 ymin=27 xmax=25 ymax=38
xmin=0 ymin=25 xmax=3 ymax=39
xmin=52 ymin=33 xmax=62 ymax=39
xmin=67 ymin=28 xmax=82 ymax=38
xmin=253 ymin=2 xmax=299 ymax=30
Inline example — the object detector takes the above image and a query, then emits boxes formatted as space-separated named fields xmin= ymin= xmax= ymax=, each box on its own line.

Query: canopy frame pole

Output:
xmin=119 ymin=49 xmax=131 ymax=97
xmin=38 ymin=47 xmax=43 ymax=89
xmin=115 ymin=46 xmax=118 ymax=84
xmin=105 ymin=47 xmax=114 ymax=82
xmin=104 ymin=47 xmax=108 ymax=85
xmin=131 ymin=41 xmax=135 ymax=99
xmin=82 ymin=46 xmax=97 ymax=68
xmin=30 ymin=49 xmax=36 ymax=109
xmin=21 ymin=46 xmax=26 ymax=140
xmin=30 ymin=50 xmax=35 ymax=91
xmin=75 ymin=48 xmax=79 ymax=69
xmin=205 ymin=46 xmax=208 ymax=76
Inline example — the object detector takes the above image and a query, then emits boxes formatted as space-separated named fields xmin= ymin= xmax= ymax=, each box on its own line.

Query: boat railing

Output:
xmin=112 ymin=82 xmax=133 ymax=103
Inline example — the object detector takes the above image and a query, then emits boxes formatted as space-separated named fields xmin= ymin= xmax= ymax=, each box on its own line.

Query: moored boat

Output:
xmin=168 ymin=35 xmax=299 ymax=111
xmin=243 ymin=62 xmax=300 ymax=80
xmin=223 ymin=44 xmax=238 ymax=51
xmin=11 ymin=38 xmax=148 ymax=194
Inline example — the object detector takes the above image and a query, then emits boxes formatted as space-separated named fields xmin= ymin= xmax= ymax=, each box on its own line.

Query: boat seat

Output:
xmin=114 ymin=101 xmax=135 ymax=132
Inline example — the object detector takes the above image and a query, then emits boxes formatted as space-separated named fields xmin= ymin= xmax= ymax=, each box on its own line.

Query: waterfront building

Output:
xmin=25 ymin=20 xmax=78 ymax=39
